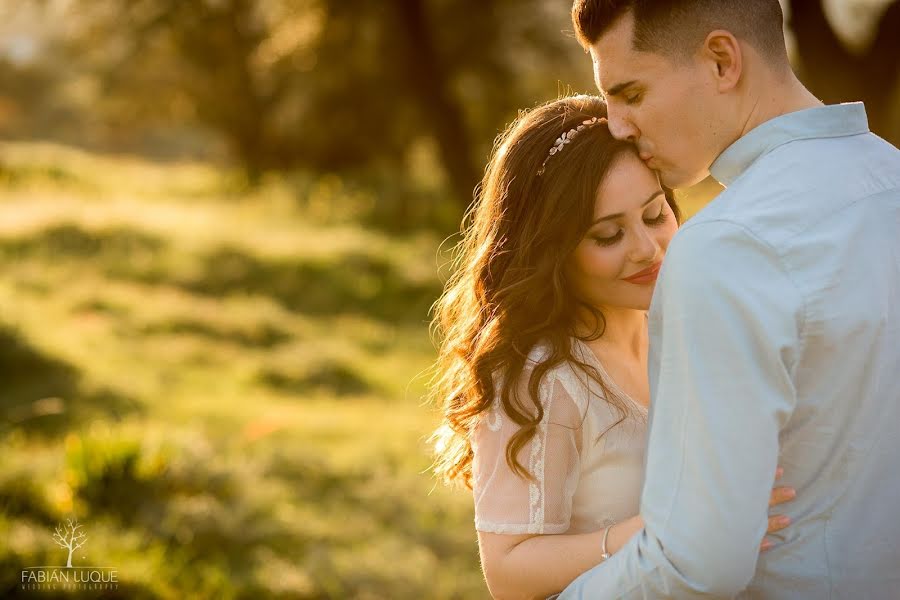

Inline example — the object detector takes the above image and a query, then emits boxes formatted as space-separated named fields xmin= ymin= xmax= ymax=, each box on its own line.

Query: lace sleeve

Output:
xmin=472 ymin=362 xmax=584 ymax=535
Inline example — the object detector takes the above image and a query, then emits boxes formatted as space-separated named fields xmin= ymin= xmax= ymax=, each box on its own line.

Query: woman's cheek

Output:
xmin=590 ymin=244 xmax=626 ymax=280
xmin=658 ymin=221 xmax=678 ymax=252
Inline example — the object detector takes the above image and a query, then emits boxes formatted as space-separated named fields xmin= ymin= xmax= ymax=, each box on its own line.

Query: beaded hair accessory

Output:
xmin=537 ymin=116 xmax=608 ymax=176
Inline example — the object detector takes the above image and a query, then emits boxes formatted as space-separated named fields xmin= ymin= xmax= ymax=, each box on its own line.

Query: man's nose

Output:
xmin=607 ymin=108 xmax=639 ymax=143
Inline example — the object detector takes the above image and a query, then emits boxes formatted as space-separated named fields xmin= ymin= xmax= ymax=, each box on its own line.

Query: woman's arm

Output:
xmin=477 ymin=515 xmax=643 ymax=600
xmin=477 ymin=469 xmax=795 ymax=600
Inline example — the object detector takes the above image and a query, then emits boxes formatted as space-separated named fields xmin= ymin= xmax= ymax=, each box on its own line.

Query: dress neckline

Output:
xmin=571 ymin=337 xmax=650 ymax=416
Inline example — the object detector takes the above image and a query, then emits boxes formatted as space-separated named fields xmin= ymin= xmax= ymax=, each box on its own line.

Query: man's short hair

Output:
xmin=572 ymin=0 xmax=787 ymax=62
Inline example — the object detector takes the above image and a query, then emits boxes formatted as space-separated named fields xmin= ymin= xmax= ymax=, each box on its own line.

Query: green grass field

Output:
xmin=0 ymin=142 xmax=715 ymax=599
xmin=0 ymin=142 xmax=486 ymax=599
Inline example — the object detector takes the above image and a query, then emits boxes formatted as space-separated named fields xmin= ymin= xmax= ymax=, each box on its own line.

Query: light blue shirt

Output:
xmin=558 ymin=103 xmax=900 ymax=599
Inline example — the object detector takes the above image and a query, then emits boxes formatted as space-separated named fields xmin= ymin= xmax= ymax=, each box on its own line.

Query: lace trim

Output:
xmin=476 ymin=340 xmax=647 ymax=536
xmin=486 ymin=405 xmax=502 ymax=431
xmin=527 ymin=371 xmax=555 ymax=533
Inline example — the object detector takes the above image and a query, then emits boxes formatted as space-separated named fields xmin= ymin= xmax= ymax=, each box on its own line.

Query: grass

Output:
xmin=0 ymin=142 xmax=718 ymax=599
xmin=0 ymin=142 xmax=484 ymax=599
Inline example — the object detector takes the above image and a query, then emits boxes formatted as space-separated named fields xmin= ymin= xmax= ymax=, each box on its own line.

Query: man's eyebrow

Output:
xmin=605 ymin=80 xmax=638 ymax=98
xmin=591 ymin=190 xmax=664 ymax=225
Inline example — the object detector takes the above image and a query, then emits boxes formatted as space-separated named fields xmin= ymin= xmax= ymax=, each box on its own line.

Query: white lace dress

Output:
xmin=472 ymin=337 xmax=648 ymax=536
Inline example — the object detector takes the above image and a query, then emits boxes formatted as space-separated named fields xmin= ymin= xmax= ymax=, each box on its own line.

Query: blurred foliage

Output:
xmin=0 ymin=0 xmax=594 ymax=221
xmin=0 ymin=1 xmax=897 ymax=225
xmin=790 ymin=0 xmax=900 ymax=141
xmin=0 ymin=143 xmax=480 ymax=598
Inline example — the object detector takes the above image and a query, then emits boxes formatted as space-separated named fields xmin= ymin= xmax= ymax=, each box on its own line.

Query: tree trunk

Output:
xmin=223 ymin=0 xmax=269 ymax=187
xmin=391 ymin=0 xmax=482 ymax=210
xmin=789 ymin=0 xmax=900 ymax=145
xmin=861 ymin=0 xmax=900 ymax=142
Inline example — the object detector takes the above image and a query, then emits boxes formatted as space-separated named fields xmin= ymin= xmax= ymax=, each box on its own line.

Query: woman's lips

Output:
xmin=622 ymin=262 xmax=662 ymax=285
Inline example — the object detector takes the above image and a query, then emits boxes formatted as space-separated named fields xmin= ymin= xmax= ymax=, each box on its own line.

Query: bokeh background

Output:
xmin=1 ymin=1 xmax=897 ymax=598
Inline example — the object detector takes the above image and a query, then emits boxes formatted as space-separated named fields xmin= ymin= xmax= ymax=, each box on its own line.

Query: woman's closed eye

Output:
xmin=593 ymin=230 xmax=624 ymax=246
xmin=591 ymin=207 xmax=669 ymax=247
xmin=645 ymin=205 xmax=668 ymax=226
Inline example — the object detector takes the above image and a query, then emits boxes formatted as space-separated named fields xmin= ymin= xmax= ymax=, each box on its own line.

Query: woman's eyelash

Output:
xmin=646 ymin=210 xmax=668 ymax=225
xmin=593 ymin=231 xmax=624 ymax=246
xmin=591 ymin=209 xmax=668 ymax=246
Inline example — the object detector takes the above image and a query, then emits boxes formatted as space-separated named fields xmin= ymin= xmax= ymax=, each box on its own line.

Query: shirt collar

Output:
xmin=709 ymin=102 xmax=870 ymax=186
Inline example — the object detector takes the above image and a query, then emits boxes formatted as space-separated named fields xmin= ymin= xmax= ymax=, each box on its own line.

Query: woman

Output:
xmin=429 ymin=95 xmax=795 ymax=600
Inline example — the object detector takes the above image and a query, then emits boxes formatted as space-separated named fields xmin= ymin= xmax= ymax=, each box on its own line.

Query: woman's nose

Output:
xmin=629 ymin=228 xmax=661 ymax=263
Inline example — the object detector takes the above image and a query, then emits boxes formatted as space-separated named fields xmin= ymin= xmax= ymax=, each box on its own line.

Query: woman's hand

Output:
xmin=761 ymin=466 xmax=796 ymax=552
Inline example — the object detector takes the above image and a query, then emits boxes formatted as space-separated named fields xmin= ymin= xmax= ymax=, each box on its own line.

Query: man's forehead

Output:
xmin=591 ymin=48 xmax=638 ymax=95
xmin=588 ymin=12 xmax=658 ymax=94
xmin=589 ymin=13 xmax=634 ymax=69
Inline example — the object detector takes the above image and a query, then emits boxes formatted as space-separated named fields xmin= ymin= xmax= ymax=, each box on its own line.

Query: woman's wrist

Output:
xmin=602 ymin=515 xmax=644 ymax=557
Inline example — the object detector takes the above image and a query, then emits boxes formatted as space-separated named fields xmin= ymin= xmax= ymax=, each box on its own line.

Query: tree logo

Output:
xmin=53 ymin=519 xmax=88 ymax=568
xmin=20 ymin=518 xmax=119 ymax=592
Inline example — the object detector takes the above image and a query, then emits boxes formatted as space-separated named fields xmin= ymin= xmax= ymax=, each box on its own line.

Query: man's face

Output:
xmin=590 ymin=12 xmax=727 ymax=188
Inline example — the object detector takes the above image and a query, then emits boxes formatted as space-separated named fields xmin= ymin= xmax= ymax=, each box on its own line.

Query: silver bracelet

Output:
xmin=600 ymin=524 xmax=613 ymax=561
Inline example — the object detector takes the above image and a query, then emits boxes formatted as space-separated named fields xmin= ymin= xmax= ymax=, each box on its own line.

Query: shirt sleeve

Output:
xmin=559 ymin=220 xmax=801 ymax=598
xmin=472 ymin=361 xmax=584 ymax=535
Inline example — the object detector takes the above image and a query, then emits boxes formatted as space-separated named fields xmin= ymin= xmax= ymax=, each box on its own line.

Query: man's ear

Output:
xmin=702 ymin=30 xmax=742 ymax=93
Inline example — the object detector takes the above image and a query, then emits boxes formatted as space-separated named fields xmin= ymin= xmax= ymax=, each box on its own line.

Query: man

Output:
xmin=559 ymin=1 xmax=900 ymax=598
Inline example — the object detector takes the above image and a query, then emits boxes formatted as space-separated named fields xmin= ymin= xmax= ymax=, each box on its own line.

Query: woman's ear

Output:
xmin=702 ymin=30 xmax=742 ymax=93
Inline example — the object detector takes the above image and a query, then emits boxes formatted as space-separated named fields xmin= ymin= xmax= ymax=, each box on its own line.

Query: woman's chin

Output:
xmin=600 ymin=290 xmax=655 ymax=313
xmin=622 ymin=285 xmax=656 ymax=311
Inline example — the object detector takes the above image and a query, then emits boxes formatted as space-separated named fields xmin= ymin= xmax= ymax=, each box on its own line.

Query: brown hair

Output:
xmin=572 ymin=0 xmax=787 ymax=62
xmin=428 ymin=95 xmax=679 ymax=489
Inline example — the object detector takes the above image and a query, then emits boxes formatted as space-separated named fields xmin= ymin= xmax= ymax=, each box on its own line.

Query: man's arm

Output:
xmin=559 ymin=221 xmax=801 ymax=598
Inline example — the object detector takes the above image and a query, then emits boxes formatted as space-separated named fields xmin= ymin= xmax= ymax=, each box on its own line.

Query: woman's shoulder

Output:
xmin=477 ymin=341 xmax=588 ymax=438
xmin=523 ymin=339 xmax=552 ymax=367
xmin=491 ymin=338 xmax=644 ymax=416
xmin=517 ymin=339 xmax=593 ymax=415
xmin=479 ymin=338 xmax=644 ymax=438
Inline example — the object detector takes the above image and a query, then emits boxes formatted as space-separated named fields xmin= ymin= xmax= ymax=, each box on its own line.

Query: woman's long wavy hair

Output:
xmin=429 ymin=95 xmax=680 ymax=490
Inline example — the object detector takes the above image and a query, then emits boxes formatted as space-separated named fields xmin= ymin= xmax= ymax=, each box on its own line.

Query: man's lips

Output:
xmin=639 ymin=152 xmax=656 ymax=168
xmin=622 ymin=262 xmax=662 ymax=284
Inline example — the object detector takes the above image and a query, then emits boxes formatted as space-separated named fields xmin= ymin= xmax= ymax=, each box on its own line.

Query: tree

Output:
xmin=53 ymin=518 xmax=87 ymax=568
xmin=35 ymin=0 xmax=588 ymax=207
xmin=390 ymin=0 xmax=480 ymax=206
xmin=789 ymin=0 xmax=900 ymax=145
xmin=64 ymin=0 xmax=289 ymax=184
xmin=10 ymin=0 xmax=895 ymax=221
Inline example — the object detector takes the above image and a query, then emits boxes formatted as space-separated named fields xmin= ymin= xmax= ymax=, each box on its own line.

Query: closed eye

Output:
xmin=592 ymin=230 xmax=624 ymax=247
xmin=624 ymin=92 xmax=643 ymax=106
xmin=645 ymin=207 xmax=668 ymax=226
xmin=591 ymin=196 xmax=666 ymax=246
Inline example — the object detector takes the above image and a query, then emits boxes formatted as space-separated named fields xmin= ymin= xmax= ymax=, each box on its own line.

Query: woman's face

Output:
xmin=566 ymin=151 xmax=679 ymax=312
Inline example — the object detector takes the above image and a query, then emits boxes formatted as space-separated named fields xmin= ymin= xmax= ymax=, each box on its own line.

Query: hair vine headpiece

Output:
xmin=537 ymin=116 xmax=608 ymax=176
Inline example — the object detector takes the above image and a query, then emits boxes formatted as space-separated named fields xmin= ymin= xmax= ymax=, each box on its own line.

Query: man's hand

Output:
xmin=762 ymin=466 xmax=796 ymax=552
